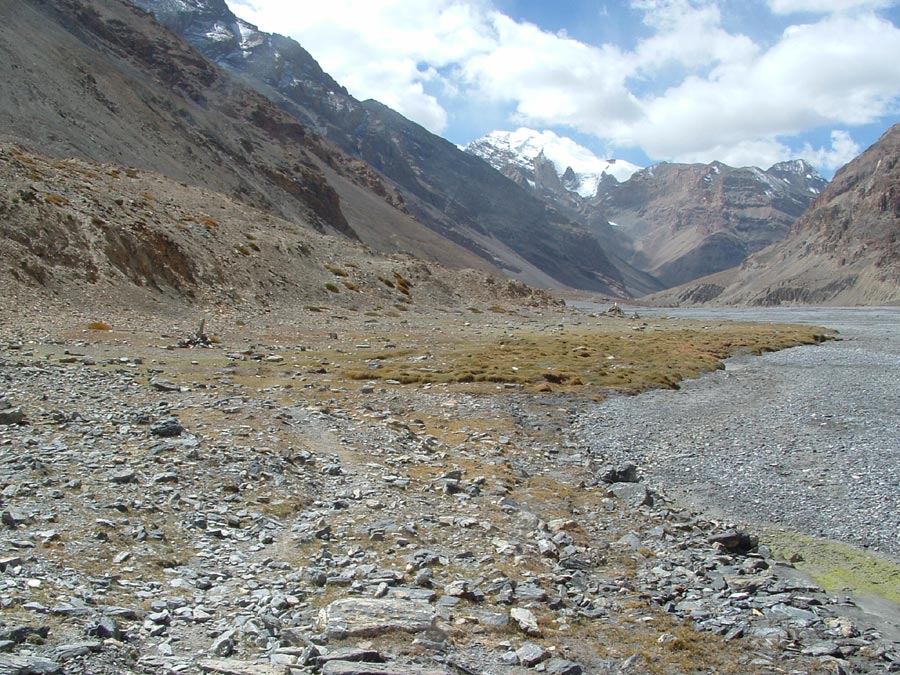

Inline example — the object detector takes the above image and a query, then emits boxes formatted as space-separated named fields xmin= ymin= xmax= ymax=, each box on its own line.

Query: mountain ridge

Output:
xmin=651 ymin=123 xmax=900 ymax=306
xmin=4 ymin=0 xmax=894 ymax=307
xmin=130 ymin=0 xmax=634 ymax=294
xmin=465 ymin=126 xmax=829 ymax=292
xmin=1 ymin=0 xmax=354 ymax=238
xmin=0 ymin=0 xmax=510 ymax=279
xmin=592 ymin=158 xmax=828 ymax=287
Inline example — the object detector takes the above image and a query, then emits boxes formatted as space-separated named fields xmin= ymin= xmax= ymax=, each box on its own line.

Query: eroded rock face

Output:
xmin=659 ymin=124 xmax=900 ymax=306
xmin=591 ymin=160 xmax=827 ymax=288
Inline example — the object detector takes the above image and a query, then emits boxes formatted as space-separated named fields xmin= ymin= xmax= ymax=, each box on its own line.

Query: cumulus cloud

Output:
xmin=614 ymin=12 xmax=900 ymax=161
xmin=631 ymin=0 xmax=759 ymax=74
xmin=230 ymin=0 xmax=495 ymax=133
xmin=768 ymin=0 xmax=896 ymax=14
xmin=671 ymin=137 xmax=795 ymax=169
xmin=801 ymin=130 xmax=862 ymax=171
xmin=230 ymin=0 xmax=900 ymax=172
xmin=459 ymin=13 xmax=642 ymax=129
xmin=661 ymin=128 xmax=862 ymax=172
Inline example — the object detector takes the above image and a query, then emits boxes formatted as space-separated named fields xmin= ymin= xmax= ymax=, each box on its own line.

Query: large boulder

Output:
xmin=316 ymin=598 xmax=435 ymax=639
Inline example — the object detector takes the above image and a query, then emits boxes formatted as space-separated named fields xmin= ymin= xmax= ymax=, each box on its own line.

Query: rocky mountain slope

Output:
xmin=0 ymin=0 xmax=352 ymax=239
xmin=0 ymin=0 xmax=509 ymax=284
xmin=466 ymin=129 xmax=827 ymax=293
xmin=654 ymin=124 xmax=900 ymax=306
xmin=462 ymin=131 xmax=660 ymax=297
xmin=129 ymin=0 xmax=630 ymax=294
xmin=592 ymin=160 xmax=828 ymax=288
xmin=0 ymin=142 xmax=557 ymax=324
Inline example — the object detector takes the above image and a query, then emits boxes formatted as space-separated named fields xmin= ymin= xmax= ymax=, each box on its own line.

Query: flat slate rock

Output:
xmin=0 ymin=655 xmax=62 ymax=675
xmin=51 ymin=641 xmax=102 ymax=661
xmin=597 ymin=462 xmax=638 ymax=484
xmin=317 ymin=598 xmax=435 ymax=638
xmin=199 ymin=659 xmax=285 ymax=675
xmin=149 ymin=377 xmax=180 ymax=392
xmin=322 ymin=661 xmax=449 ymax=675
xmin=516 ymin=642 xmax=549 ymax=666
xmin=510 ymin=607 xmax=542 ymax=636
xmin=149 ymin=417 xmax=185 ymax=437
xmin=319 ymin=649 xmax=386 ymax=663
xmin=545 ymin=658 xmax=584 ymax=675
xmin=708 ymin=528 xmax=757 ymax=554
xmin=607 ymin=482 xmax=651 ymax=507
xmin=0 ymin=409 xmax=24 ymax=425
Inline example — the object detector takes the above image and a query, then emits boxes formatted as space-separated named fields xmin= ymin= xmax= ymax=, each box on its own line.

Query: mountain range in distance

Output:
xmin=465 ymin=128 xmax=643 ymax=198
xmin=131 ymin=0 xmax=851 ymax=298
xmin=467 ymin=128 xmax=830 ymax=294
xmin=653 ymin=123 xmax=900 ymax=306
xmin=1 ymin=0 xmax=897 ymax=307
xmin=129 ymin=0 xmax=631 ymax=295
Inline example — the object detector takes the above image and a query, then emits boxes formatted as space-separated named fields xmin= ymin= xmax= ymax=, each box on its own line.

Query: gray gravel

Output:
xmin=573 ymin=306 xmax=900 ymax=560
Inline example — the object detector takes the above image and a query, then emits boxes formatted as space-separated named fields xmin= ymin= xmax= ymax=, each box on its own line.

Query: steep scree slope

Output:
xmin=0 ymin=0 xmax=361 ymax=238
xmin=130 ymin=0 xmax=629 ymax=294
xmin=0 ymin=0 xmax=501 ymax=277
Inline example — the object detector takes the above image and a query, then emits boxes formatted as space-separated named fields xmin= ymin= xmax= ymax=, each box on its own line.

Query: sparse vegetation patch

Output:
xmin=338 ymin=321 xmax=831 ymax=395
xmin=325 ymin=263 xmax=348 ymax=277
xmin=763 ymin=528 xmax=900 ymax=605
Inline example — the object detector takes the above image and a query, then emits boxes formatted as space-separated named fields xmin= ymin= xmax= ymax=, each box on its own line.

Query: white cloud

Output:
xmin=800 ymin=130 xmax=862 ymax=170
xmin=583 ymin=8 xmax=900 ymax=169
xmin=631 ymin=0 xmax=759 ymax=73
xmin=230 ymin=0 xmax=496 ymax=133
xmin=665 ymin=130 xmax=861 ymax=173
xmin=459 ymin=13 xmax=642 ymax=129
xmin=228 ymin=0 xmax=900 ymax=172
xmin=768 ymin=0 xmax=896 ymax=14
xmin=671 ymin=137 xmax=795 ymax=169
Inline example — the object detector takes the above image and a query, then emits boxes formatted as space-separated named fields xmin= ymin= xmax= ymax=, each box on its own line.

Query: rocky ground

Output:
xmin=1 ymin=306 xmax=899 ymax=675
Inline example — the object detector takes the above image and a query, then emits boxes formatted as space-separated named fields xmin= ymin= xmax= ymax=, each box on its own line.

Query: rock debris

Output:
xmin=1 ymin=310 xmax=898 ymax=675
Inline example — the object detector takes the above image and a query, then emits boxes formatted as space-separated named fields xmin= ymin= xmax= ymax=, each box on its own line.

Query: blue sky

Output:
xmin=232 ymin=0 xmax=900 ymax=177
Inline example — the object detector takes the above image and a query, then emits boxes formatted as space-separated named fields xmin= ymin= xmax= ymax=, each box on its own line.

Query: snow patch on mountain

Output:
xmin=235 ymin=19 xmax=265 ymax=52
xmin=767 ymin=159 xmax=828 ymax=195
xmin=466 ymin=128 xmax=642 ymax=198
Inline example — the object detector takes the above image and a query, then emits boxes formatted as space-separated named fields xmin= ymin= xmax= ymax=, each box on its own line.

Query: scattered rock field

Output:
xmin=1 ymin=307 xmax=898 ymax=675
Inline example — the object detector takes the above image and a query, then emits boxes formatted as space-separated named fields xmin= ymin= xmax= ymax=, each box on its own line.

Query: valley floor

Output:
xmin=0 ymin=303 xmax=898 ymax=675
xmin=574 ymin=307 xmax=900 ymax=553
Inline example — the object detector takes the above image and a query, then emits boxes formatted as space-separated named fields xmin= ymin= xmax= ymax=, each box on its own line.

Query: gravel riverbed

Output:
xmin=574 ymin=306 xmax=900 ymax=560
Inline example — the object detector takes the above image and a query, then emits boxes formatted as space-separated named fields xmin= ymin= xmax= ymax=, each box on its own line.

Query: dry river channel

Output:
xmin=573 ymin=305 xmax=900 ymax=559
xmin=571 ymin=305 xmax=900 ymax=635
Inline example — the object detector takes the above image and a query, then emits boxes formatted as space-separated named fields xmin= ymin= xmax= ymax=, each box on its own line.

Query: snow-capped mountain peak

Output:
xmin=465 ymin=128 xmax=642 ymax=198
xmin=767 ymin=159 xmax=828 ymax=195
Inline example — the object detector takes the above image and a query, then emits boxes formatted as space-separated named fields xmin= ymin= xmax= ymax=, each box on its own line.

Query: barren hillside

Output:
xmin=0 ymin=0 xmax=497 ymax=279
xmin=652 ymin=124 xmax=900 ymax=306
xmin=0 ymin=143 xmax=556 ymax=329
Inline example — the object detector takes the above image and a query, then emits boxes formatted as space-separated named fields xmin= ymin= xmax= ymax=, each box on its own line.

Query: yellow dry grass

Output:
xmin=338 ymin=322 xmax=831 ymax=397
